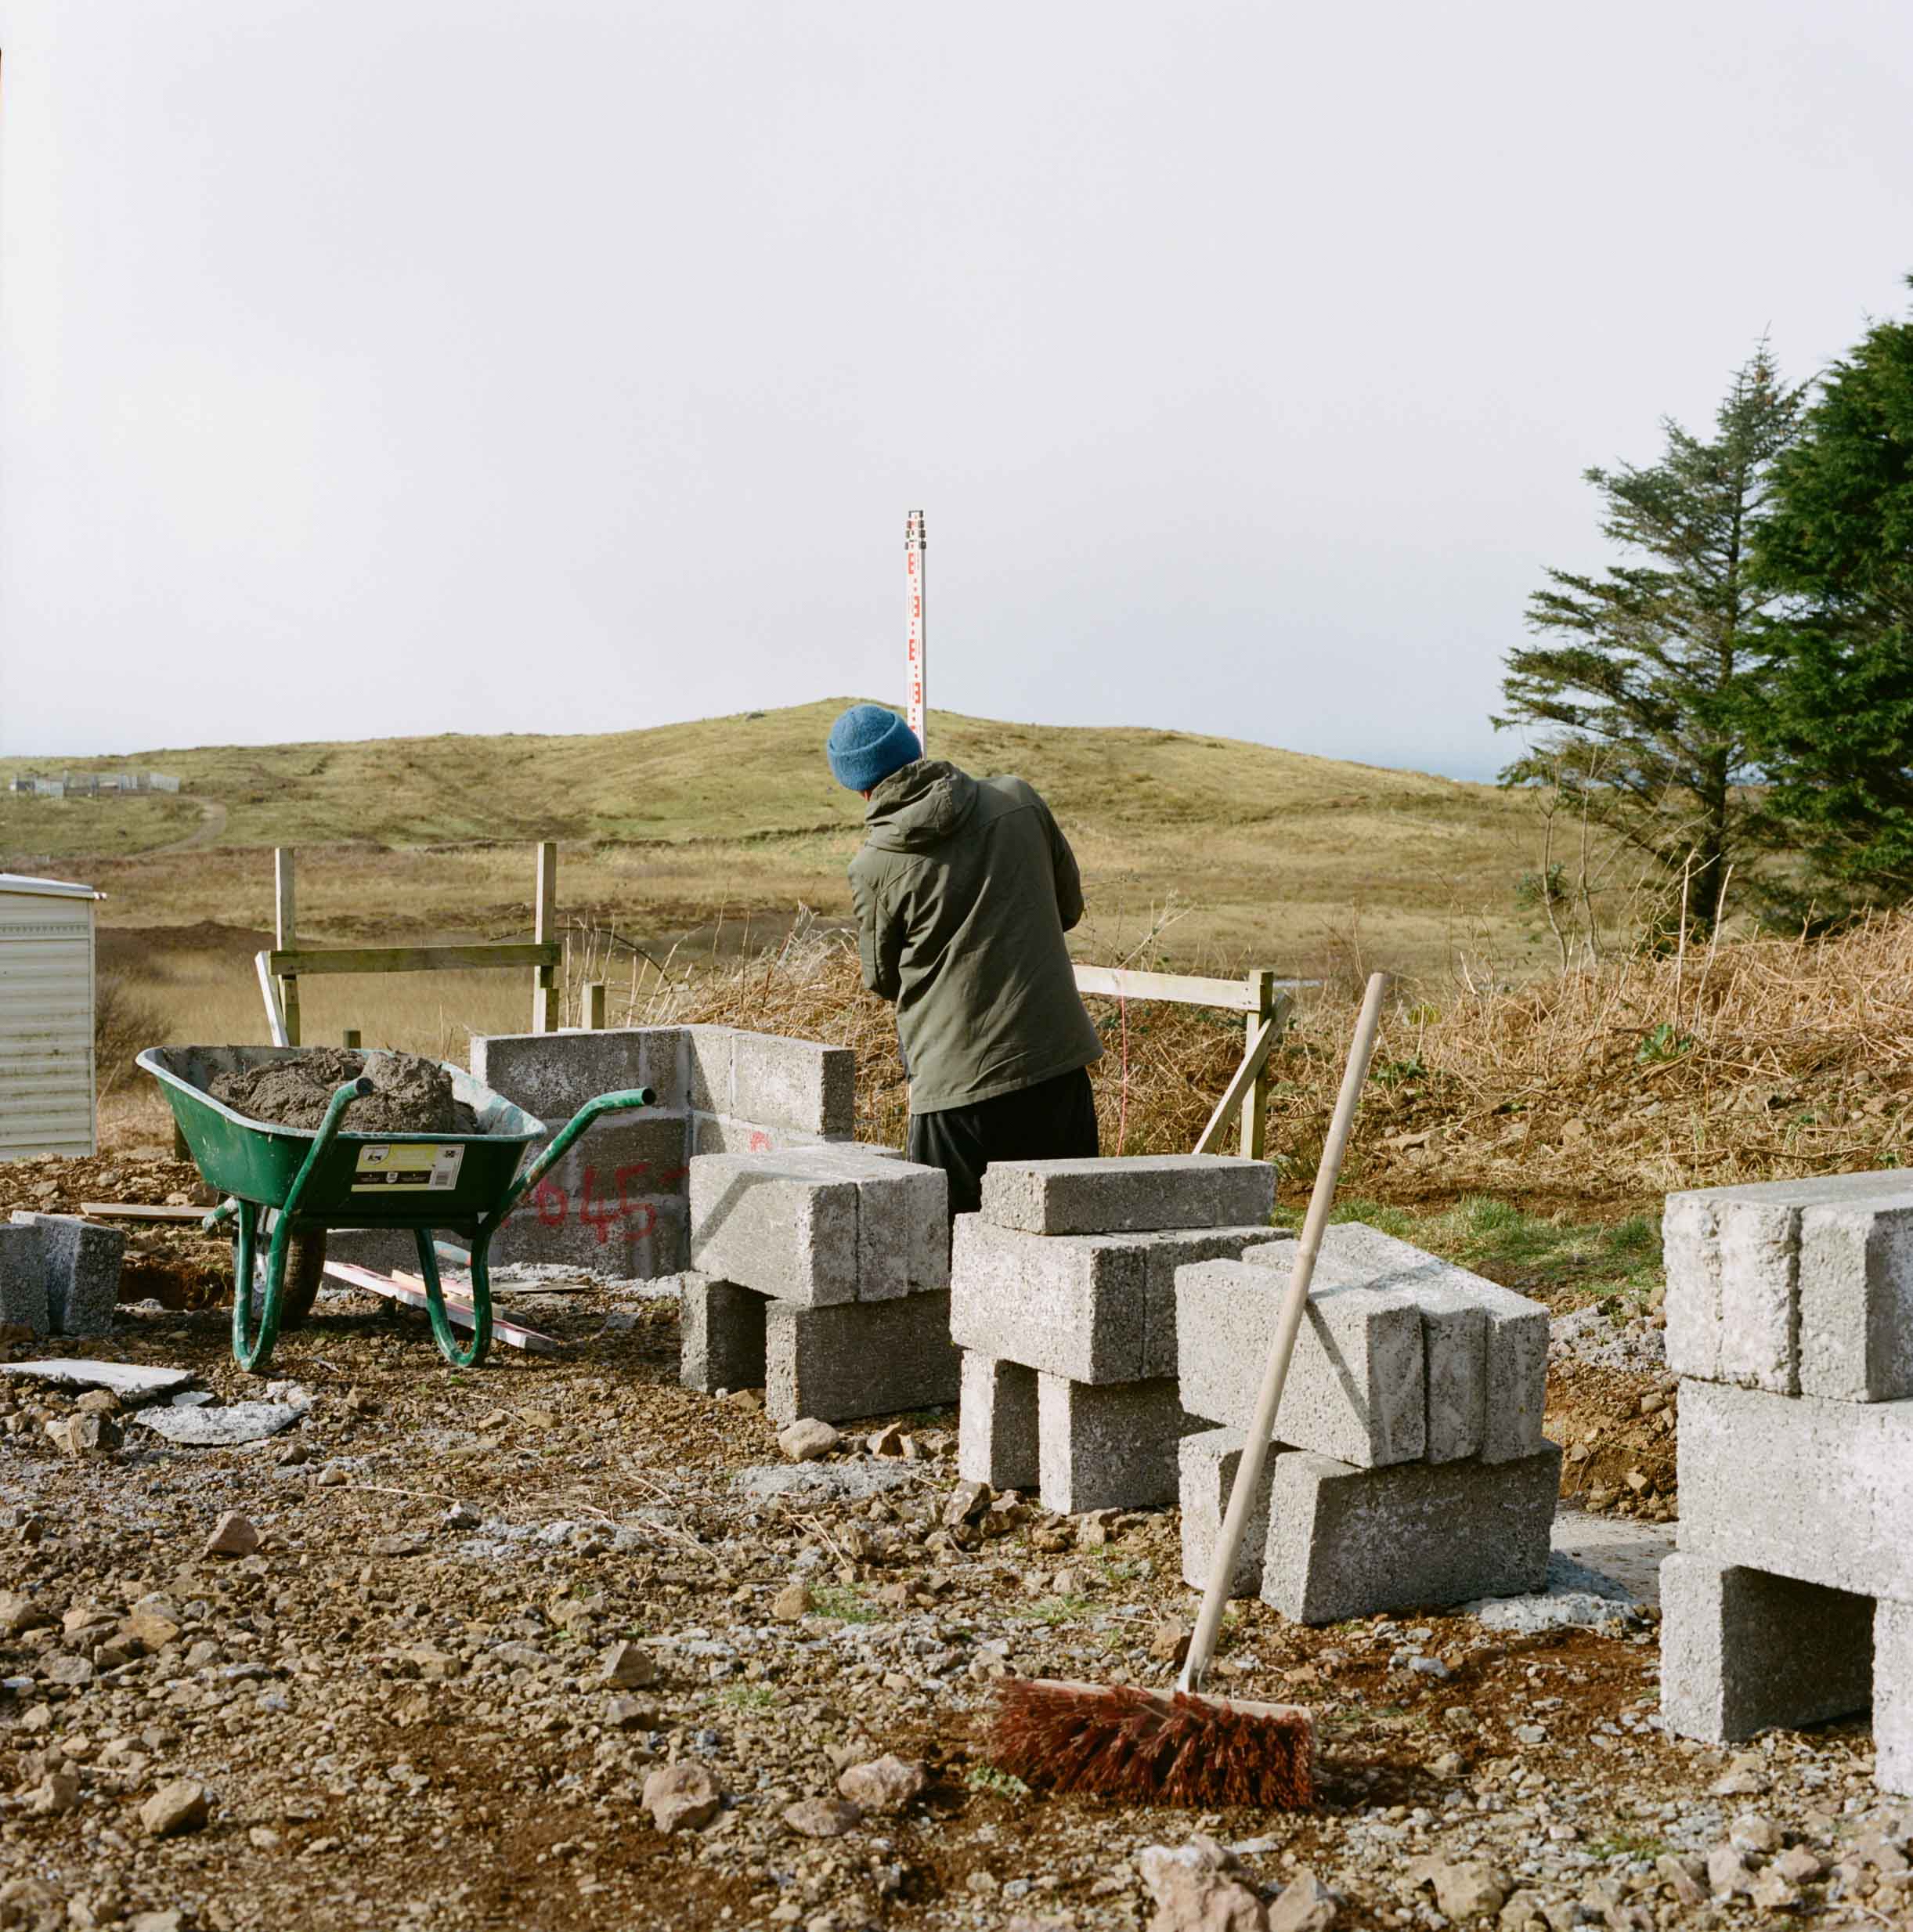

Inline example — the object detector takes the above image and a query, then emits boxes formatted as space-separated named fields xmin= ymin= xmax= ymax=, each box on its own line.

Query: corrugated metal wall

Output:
xmin=0 ymin=890 xmax=96 ymax=1159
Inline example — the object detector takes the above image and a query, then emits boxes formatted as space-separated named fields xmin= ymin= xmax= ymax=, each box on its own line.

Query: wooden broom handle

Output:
xmin=1179 ymin=970 xmax=1392 ymax=1695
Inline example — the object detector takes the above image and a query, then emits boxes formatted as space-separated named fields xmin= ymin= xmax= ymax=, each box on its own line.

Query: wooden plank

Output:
xmin=584 ymin=980 xmax=606 ymax=1031
xmin=254 ymin=950 xmax=291 ymax=1048
xmin=275 ymin=847 xmax=300 ymax=1046
xmin=1074 ymin=965 xmax=1269 ymax=1012
xmin=1242 ymin=970 xmax=1278 ymax=1160
xmin=532 ymin=840 xmax=558 ymax=1034
xmin=320 ymin=1258 xmax=560 ymax=1355
xmin=1193 ymin=1010 xmax=1284 ymax=1157
xmin=81 ymin=1201 xmax=205 ymax=1222
xmin=265 ymin=943 xmax=560 ymax=977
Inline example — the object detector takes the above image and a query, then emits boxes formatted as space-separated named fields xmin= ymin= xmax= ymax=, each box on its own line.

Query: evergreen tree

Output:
xmin=1495 ymin=349 xmax=1803 ymax=930
xmin=1746 ymin=297 xmax=1913 ymax=908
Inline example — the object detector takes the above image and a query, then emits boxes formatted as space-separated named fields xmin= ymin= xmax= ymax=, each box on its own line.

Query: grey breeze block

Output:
xmin=0 ymin=1223 xmax=50 ymax=1336
xmin=1246 ymin=1223 xmax=1550 ymax=1464
xmin=1879 ymin=1600 xmax=1913 ymax=1797
xmin=958 ymin=1351 xmax=1040 ymax=1491
xmin=1659 ymin=1551 xmax=1875 ymax=1747
xmin=1178 ymin=1255 xmax=1427 ymax=1467
xmin=1037 ymin=1371 xmax=1190 ymax=1515
xmin=684 ymin=1025 xmax=855 ymax=1138
xmin=472 ymin=1027 xmax=691 ymax=1277
xmin=1677 ymin=1379 xmax=1913 ymax=1602
xmin=689 ymin=1148 xmax=946 ymax=1304
xmin=980 ymin=1154 xmax=1276 ymax=1237
xmin=949 ymin=1216 xmax=1273 ymax=1386
xmin=1259 ymin=1443 xmax=1561 ymax=1624
xmin=8 ymin=1212 xmax=122 ymax=1337
xmin=678 ymin=1273 xmax=770 ymax=1395
xmin=1663 ymin=1170 xmax=1913 ymax=1400
xmin=765 ymin=1293 xmax=959 ymax=1426
xmin=1179 ymin=1427 xmax=1275 ymax=1598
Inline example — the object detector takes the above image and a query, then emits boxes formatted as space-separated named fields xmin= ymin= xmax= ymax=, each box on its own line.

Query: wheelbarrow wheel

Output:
xmin=279 ymin=1232 xmax=327 ymax=1331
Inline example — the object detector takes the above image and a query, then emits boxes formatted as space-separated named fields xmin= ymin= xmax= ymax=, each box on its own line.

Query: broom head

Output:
xmin=988 ymin=1677 xmax=1314 ymax=1809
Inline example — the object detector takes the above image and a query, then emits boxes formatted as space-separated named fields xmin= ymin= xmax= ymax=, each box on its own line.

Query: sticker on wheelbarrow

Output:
xmin=352 ymin=1143 xmax=465 ymax=1192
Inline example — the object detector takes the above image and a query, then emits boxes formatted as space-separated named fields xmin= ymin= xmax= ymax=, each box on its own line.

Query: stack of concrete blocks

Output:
xmin=0 ymin=1212 xmax=123 ymax=1337
xmin=684 ymin=1144 xmax=956 ymax=1425
xmin=948 ymin=1156 xmax=1280 ymax=1515
xmin=1175 ymin=1222 xmax=1557 ymax=1623
xmin=1659 ymin=1172 xmax=1913 ymax=1796
xmin=462 ymin=1024 xmax=855 ymax=1278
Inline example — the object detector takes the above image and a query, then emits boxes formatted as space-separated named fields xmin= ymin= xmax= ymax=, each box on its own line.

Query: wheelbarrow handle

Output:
xmin=201 ymin=1077 xmax=376 ymax=1233
xmin=498 ymin=1086 xmax=657 ymax=1221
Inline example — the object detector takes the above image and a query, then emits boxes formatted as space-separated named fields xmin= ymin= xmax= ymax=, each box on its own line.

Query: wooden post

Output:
xmin=1241 ymin=968 xmax=1276 ymax=1159
xmin=342 ymin=1029 xmax=361 ymax=1051
xmin=584 ymin=981 xmax=606 ymax=1031
xmin=275 ymin=848 xmax=300 ymax=1048
xmin=532 ymin=841 xmax=557 ymax=1034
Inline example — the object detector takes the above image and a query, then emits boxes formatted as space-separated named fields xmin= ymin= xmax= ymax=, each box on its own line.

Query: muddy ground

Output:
xmin=0 ymin=1171 xmax=1906 ymax=1931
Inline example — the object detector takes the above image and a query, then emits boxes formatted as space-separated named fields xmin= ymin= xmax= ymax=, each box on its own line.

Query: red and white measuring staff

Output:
xmin=904 ymin=509 xmax=928 ymax=755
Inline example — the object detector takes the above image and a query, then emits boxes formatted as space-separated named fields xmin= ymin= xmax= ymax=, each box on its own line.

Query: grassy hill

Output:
xmin=3 ymin=702 xmax=1583 ymax=1071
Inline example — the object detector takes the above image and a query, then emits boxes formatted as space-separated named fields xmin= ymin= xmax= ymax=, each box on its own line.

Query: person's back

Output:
xmin=828 ymin=704 xmax=1102 ymax=1215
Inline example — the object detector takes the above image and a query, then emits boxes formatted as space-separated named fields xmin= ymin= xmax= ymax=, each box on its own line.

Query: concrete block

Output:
xmin=10 ymin=1213 xmax=121 ymax=1336
xmin=684 ymin=1026 xmax=734 ymax=1116
xmin=949 ymin=1217 xmax=1146 ymax=1383
xmin=1799 ymin=1198 xmax=1913 ymax=1403
xmin=688 ymin=1155 xmax=859 ymax=1305
xmin=1659 ymin=1551 xmax=1874 ymax=1745
xmin=764 ymin=1292 xmax=959 ymax=1425
xmin=731 ymin=1031 xmax=855 ymax=1138
xmin=980 ymin=1154 xmax=1276 ymax=1236
xmin=679 ymin=1274 xmax=770 ymax=1394
xmin=1259 ymin=1444 xmax=1561 ymax=1623
xmin=687 ymin=1112 xmax=846 ymax=1158
xmin=1178 ymin=1427 xmax=1272 ymax=1598
xmin=0 ymin=1224 xmax=49 ymax=1335
xmin=1877 ymin=1599 xmax=1913 ymax=1797
xmin=1177 ymin=1257 xmax=1427 ymax=1465
xmin=1139 ymin=1228 xmax=1289 ymax=1380
xmin=1036 ymin=1371 xmax=1189 ymax=1515
xmin=957 ymin=1352 xmax=1039 ymax=1490
xmin=1243 ymin=1222 xmax=1547 ymax=1463
xmin=1677 ymin=1380 xmax=1913 ymax=1602
xmin=1663 ymin=1171 xmax=1913 ymax=1398
xmin=472 ymin=1025 xmax=688 ymax=1118
xmin=786 ymin=1145 xmax=948 ymax=1298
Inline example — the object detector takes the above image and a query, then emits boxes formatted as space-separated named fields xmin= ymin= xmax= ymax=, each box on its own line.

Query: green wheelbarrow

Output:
xmin=138 ymin=1045 xmax=655 ymax=1374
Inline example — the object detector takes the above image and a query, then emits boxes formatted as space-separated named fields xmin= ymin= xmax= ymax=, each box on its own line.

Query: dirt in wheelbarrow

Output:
xmin=208 ymin=1048 xmax=481 ymax=1136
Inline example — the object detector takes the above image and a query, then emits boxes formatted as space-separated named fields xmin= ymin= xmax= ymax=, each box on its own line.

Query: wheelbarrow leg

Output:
xmin=412 ymin=1227 xmax=493 ymax=1369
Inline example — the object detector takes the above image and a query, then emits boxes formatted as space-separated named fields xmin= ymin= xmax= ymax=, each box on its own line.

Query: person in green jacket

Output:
xmin=828 ymin=703 xmax=1103 ymax=1217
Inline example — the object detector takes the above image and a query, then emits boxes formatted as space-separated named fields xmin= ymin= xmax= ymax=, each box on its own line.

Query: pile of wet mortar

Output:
xmin=208 ymin=1048 xmax=481 ymax=1135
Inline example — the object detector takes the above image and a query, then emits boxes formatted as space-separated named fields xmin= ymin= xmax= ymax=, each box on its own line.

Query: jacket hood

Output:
xmin=862 ymin=760 xmax=978 ymax=852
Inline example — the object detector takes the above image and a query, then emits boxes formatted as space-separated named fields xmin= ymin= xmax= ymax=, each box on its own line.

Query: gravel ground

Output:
xmin=0 ymin=1206 xmax=1906 ymax=1929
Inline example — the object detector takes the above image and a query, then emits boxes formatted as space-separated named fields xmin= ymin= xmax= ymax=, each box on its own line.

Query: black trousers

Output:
xmin=907 ymin=1065 xmax=1099 ymax=1219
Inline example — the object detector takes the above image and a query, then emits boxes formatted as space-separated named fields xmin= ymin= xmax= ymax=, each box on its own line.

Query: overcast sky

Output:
xmin=1 ymin=2 xmax=1908 ymax=780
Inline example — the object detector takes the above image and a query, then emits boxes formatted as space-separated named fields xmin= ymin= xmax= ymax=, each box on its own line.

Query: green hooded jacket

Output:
xmin=848 ymin=760 xmax=1103 ymax=1114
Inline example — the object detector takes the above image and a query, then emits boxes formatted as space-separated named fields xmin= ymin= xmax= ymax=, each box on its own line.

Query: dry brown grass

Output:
xmin=595 ymin=910 xmax=1913 ymax=1215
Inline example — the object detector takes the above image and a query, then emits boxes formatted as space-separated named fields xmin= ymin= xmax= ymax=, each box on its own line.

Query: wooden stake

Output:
xmin=274 ymin=847 xmax=300 ymax=1047
xmin=532 ymin=840 xmax=558 ymax=1034
xmin=1241 ymin=968 xmax=1277 ymax=1159
xmin=584 ymin=980 xmax=606 ymax=1030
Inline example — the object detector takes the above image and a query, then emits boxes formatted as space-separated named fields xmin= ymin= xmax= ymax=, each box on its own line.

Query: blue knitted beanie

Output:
xmin=826 ymin=705 xmax=922 ymax=792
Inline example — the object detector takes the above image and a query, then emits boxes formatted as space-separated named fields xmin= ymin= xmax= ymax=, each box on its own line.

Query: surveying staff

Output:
xmin=828 ymin=703 xmax=1103 ymax=1218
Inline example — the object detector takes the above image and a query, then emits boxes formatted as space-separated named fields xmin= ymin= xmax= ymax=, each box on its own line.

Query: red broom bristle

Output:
xmin=987 ymin=1679 xmax=1315 ymax=1810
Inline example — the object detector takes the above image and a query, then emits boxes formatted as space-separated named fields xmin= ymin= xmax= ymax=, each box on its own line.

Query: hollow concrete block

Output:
xmin=980 ymin=1154 xmax=1276 ymax=1236
xmin=1677 ymin=1380 xmax=1913 ymax=1602
xmin=1178 ymin=1427 xmax=1274 ymax=1598
xmin=764 ymin=1291 xmax=959 ymax=1426
xmin=957 ymin=1351 xmax=1039 ymax=1490
xmin=1659 ymin=1551 xmax=1875 ymax=1745
xmin=0 ymin=1224 xmax=49 ymax=1336
xmin=1259 ymin=1443 xmax=1561 ymax=1624
xmin=1177 ymin=1258 xmax=1427 ymax=1466
xmin=1876 ymin=1598 xmax=1913 ymax=1797
xmin=949 ymin=1217 xmax=1146 ymax=1383
xmin=679 ymin=1273 xmax=770 ymax=1394
xmin=1036 ymin=1371 xmax=1189 ymax=1515
xmin=688 ymin=1156 xmax=860 ymax=1306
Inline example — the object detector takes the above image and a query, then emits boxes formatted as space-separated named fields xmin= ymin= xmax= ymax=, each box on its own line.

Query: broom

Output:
xmin=989 ymin=971 xmax=1394 ymax=1807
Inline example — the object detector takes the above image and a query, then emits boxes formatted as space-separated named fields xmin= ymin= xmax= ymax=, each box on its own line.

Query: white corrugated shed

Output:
xmin=0 ymin=874 xmax=102 ymax=1160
